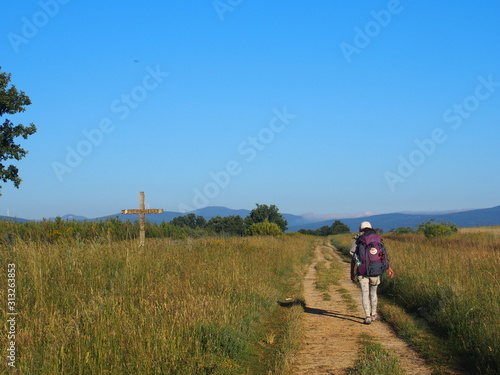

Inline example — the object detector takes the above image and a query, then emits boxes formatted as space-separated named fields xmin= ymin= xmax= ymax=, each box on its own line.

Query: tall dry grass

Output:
xmin=0 ymin=235 xmax=313 ymax=374
xmin=332 ymin=227 xmax=500 ymax=374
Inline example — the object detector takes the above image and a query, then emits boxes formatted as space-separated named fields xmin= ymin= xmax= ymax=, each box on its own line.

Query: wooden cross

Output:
xmin=122 ymin=191 xmax=163 ymax=246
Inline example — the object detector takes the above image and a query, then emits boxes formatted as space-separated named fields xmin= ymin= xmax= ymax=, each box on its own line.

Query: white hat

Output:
xmin=359 ymin=221 xmax=372 ymax=231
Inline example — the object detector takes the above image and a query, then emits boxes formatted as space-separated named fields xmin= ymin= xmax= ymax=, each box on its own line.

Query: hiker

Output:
xmin=350 ymin=221 xmax=394 ymax=325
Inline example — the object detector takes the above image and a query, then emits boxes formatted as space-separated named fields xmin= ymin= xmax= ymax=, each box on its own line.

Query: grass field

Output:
xmin=332 ymin=226 xmax=500 ymax=375
xmin=1 ymin=235 xmax=314 ymax=374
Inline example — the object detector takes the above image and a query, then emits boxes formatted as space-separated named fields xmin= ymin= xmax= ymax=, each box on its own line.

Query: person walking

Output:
xmin=350 ymin=221 xmax=394 ymax=324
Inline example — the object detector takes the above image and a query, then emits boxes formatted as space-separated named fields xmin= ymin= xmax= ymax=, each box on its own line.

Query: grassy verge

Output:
xmin=0 ymin=234 xmax=314 ymax=374
xmin=331 ymin=228 xmax=500 ymax=375
xmin=329 ymin=233 xmax=353 ymax=261
xmin=378 ymin=300 xmax=461 ymax=375
xmin=347 ymin=333 xmax=405 ymax=375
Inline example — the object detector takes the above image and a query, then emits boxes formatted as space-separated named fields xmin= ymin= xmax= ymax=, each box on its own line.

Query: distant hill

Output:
xmin=96 ymin=207 xmax=249 ymax=224
xmin=50 ymin=214 xmax=89 ymax=221
xmin=289 ymin=205 xmax=500 ymax=233
xmin=3 ymin=205 xmax=499 ymax=232
xmin=0 ymin=216 xmax=29 ymax=223
xmin=95 ymin=206 xmax=314 ymax=228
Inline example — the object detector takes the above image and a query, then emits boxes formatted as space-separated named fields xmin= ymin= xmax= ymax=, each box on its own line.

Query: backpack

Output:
xmin=356 ymin=232 xmax=389 ymax=276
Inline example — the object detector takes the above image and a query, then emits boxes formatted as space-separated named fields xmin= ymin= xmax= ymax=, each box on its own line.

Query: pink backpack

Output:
xmin=356 ymin=232 xmax=389 ymax=276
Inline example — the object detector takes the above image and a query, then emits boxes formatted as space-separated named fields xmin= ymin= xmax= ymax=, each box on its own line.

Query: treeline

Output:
xmin=297 ymin=220 xmax=351 ymax=236
xmin=0 ymin=204 xmax=289 ymax=244
xmin=299 ymin=218 xmax=458 ymax=238
xmin=390 ymin=219 xmax=458 ymax=238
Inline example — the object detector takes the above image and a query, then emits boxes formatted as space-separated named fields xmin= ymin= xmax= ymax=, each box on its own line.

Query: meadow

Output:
xmin=0 ymin=228 xmax=314 ymax=374
xmin=332 ymin=226 xmax=500 ymax=375
xmin=2 ymin=218 xmax=499 ymax=374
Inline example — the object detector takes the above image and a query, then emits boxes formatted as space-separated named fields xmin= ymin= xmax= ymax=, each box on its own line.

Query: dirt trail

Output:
xmin=291 ymin=243 xmax=433 ymax=375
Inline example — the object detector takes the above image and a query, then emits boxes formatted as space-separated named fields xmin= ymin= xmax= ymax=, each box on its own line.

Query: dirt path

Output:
xmin=291 ymin=242 xmax=433 ymax=375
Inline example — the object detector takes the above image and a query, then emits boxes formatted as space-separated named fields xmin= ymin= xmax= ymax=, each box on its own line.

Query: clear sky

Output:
xmin=1 ymin=1 xmax=499 ymax=220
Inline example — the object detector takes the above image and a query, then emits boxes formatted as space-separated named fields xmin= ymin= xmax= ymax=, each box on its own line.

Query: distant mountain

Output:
xmin=0 ymin=216 xmax=29 ymax=223
xmin=289 ymin=205 xmax=500 ymax=233
xmin=4 ymin=205 xmax=499 ymax=232
xmin=188 ymin=207 xmax=317 ymax=228
xmin=95 ymin=206 xmax=314 ymax=228
xmin=191 ymin=206 xmax=250 ymax=219
xmin=96 ymin=211 xmax=181 ymax=224
xmin=52 ymin=214 xmax=88 ymax=221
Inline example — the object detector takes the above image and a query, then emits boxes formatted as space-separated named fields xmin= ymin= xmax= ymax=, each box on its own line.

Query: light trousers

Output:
xmin=357 ymin=275 xmax=380 ymax=317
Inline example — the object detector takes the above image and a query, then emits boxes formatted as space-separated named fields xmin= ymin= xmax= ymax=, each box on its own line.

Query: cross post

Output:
xmin=122 ymin=191 xmax=163 ymax=246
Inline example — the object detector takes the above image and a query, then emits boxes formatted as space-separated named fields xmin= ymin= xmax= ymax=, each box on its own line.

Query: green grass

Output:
xmin=0 ymin=235 xmax=314 ymax=374
xmin=337 ymin=288 xmax=357 ymax=312
xmin=378 ymin=300 xmax=461 ymax=375
xmin=347 ymin=333 xmax=404 ymax=375
xmin=315 ymin=249 xmax=344 ymax=292
xmin=332 ymin=228 xmax=500 ymax=375
xmin=322 ymin=292 xmax=331 ymax=301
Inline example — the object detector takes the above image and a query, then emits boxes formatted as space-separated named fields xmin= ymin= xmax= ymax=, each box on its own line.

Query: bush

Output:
xmin=417 ymin=219 xmax=458 ymax=238
xmin=391 ymin=226 xmax=416 ymax=234
xmin=247 ymin=219 xmax=283 ymax=236
xmin=206 ymin=215 xmax=246 ymax=236
xmin=297 ymin=220 xmax=351 ymax=236
xmin=245 ymin=204 xmax=288 ymax=232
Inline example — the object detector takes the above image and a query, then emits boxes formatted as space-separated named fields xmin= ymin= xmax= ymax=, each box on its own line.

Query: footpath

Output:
xmin=291 ymin=243 xmax=433 ymax=375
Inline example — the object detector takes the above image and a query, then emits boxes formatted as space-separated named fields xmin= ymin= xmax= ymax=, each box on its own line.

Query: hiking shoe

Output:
xmin=364 ymin=317 xmax=372 ymax=325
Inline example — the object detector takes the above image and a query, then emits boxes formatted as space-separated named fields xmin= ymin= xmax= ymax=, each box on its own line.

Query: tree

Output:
xmin=297 ymin=220 xmax=351 ymax=236
xmin=170 ymin=213 xmax=206 ymax=229
xmin=319 ymin=225 xmax=333 ymax=236
xmin=0 ymin=67 xmax=37 ymax=195
xmin=330 ymin=220 xmax=351 ymax=235
xmin=244 ymin=204 xmax=288 ymax=232
xmin=207 ymin=215 xmax=246 ymax=236
xmin=298 ymin=229 xmax=315 ymax=235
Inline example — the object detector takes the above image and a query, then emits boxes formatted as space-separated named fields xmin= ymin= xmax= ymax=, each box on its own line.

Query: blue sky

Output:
xmin=1 ymin=1 xmax=499 ymax=220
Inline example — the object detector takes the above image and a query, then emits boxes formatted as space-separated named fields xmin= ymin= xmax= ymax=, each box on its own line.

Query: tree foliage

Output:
xmin=331 ymin=220 xmax=351 ymax=235
xmin=246 ymin=219 xmax=283 ymax=236
xmin=244 ymin=204 xmax=288 ymax=232
xmin=417 ymin=219 xmax=458 ymax=238
xmin=206 ymin=215 xmax=246 ymax=236
xmin=0 ymin=67 xmax=37 ymax=194
xmin=169 ymin=204 xmax=287 ymax=236
xmin=298 ymin=220 xmax=351 ymax=236
xmin=170 ymin=213 xmax=206 ymax=229
xmin=390 ymin=226 xmax=416 ymax=234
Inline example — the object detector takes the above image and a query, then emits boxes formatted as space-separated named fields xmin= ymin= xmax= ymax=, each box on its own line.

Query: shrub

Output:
xmin=247 ymin=219 xmax=283 ymax=236
xmin=417 ymin=219 xmax=458 ymax=238
xmin=245 ymin=204 xmax=288 ymax=232
xmin=391 ymin=226 xmax=416 ymax=234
